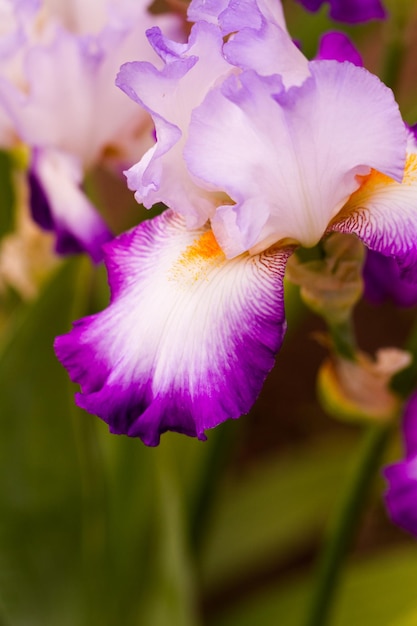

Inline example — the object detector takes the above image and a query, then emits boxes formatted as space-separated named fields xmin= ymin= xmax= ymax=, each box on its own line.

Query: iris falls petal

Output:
xmin=55 ymin=211 xmax=291 ymax=446
xmin=332 ymin=152 xmax=417 ymax=281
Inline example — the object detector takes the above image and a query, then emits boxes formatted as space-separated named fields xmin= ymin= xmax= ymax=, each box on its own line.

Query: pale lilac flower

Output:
xmin=0 ymin=0 xmax=183 ymax=260
xmin=295 ymin=0 xmax=386 ymax=24
xmin=385 ymin=393 xmax=417 ymax=537
xmin=55 ymin=1 xmax=417 ymax=445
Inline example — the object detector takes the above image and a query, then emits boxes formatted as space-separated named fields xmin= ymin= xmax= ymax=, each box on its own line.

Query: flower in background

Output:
xmin=384 ymin=393 xmax=417 ymax=537
xmin=55 ymin=0 xmax=417 ymax=446
xmin=363 ymin=251 xmax=417 ymax=307
xmin=0 ymin=0 xmax=184 ymax=260
xmin=295 ymin=0 xmax=386 ymax=24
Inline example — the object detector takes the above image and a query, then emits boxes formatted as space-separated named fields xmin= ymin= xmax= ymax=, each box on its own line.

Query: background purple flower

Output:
xmin=384 ymin=393 xmax=417 ymax=537
xmin=296 ymin=0 xmax=386 ymax=24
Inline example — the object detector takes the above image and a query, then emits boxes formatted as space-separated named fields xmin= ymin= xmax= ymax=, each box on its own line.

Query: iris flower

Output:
xmin=0 ymin=0 xmax=183 ymax=260
xmin=56 ymin=0 xmax=417 ymax=445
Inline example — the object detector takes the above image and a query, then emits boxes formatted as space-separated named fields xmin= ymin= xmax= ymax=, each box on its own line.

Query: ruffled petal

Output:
xmin=363 ymin=250 xmax=417 ymax=307
xmin=117 ymin=21 xmax=232 ymax=227
xmin=0 ymin=3 xmax=178 ymax=166
xmin=222 ymin=0 xmax=309 ymax=86
xmin=55 ymin=210 xmax=291 ymax=446
xmin=188 ymin=0 xmax=287 ymax=34
xmin=332 ymin=151 xmax=417 ymax=282
xmin=29 ymin=148 xmax=112 ymax=261
xmin=185 ymin=61 xmax=405 ymax=256
xmin=296 ymin=0 xmax=386 ymax=23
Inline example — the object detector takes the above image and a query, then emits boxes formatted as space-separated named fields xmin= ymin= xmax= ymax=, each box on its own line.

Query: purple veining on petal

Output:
xmin=384 ymin=393 xmax=417 ymax=537
xmin=296 ymin=0 xmax=386 ymax=23
xmin=316 ymin=31 xmax=363 ymax=66
xmin=363 ymin=250 xmax=417 ymax=308
xmin=55 ymin=210 xmax=291 ymax=446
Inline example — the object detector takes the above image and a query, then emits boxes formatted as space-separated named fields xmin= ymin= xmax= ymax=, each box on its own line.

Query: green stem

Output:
xmin=328 ymin=318 xmax=357 ymax=361
xmin=305 ymin=422 xmax=392 ymax=626
xmin=381 ymin=2 xmax=408 ymax=93
xmin=189 ymin=420 xmax=235 ymax=553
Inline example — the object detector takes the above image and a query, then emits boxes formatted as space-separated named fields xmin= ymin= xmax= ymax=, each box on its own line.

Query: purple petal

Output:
xmin=384 ymin=393 xmax=417 ymax=537
xmin=363 ymin=250 xmax=417 ymax=308
xmin=315 ymin=31 xmax=363 ymax=66
xmin=296 ymin=0 xmax=386 ymax=23
xmin=384 ymin=459 xmax=417 ymax=537
xmin=55 ymin=210 xmax=291 ymax=446
xmin=29 ymin=148 xmax=112 ymax=262
xmin=409 ymin=123 xmax=417 ymax=143
xmin=403 ymin=393 xmax=417 ymax=458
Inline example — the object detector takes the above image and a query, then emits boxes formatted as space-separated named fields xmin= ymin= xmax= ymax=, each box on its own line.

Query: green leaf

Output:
xmin=0 ymin=150 xmax=15 ymax=241
xmin=199 ymin=433 xmax=357 ymax=592
xmin=209 ymin=545 xmax=417 ymax=626
xmin=0 ymin=259 xmax=86 ymax=625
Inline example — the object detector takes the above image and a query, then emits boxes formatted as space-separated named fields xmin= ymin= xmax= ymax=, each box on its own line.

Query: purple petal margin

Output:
xmin=55 ymin=210 xmax=292 ymax=446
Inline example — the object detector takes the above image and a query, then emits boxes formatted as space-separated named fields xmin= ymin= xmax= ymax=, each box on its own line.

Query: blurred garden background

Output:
xmin=1 ymin=1 xmax=417 ymax=625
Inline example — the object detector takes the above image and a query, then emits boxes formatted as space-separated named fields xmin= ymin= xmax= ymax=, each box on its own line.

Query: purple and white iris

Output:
xmin=0 ymin=0 xmax=183 ymax=260
xmin=385 ymin=393 xmax=417 ymax=537
xmin=55 ymin=0 xmax=417 ymax=445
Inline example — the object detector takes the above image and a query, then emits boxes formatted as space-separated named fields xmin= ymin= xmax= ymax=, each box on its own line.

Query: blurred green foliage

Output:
xmin=1 ymin=1 xmax=417 ymax=625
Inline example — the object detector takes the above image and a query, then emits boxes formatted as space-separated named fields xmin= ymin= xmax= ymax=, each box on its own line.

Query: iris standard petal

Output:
xmin=55 ymin=210 xmax=291 ymax=446
xmin=185 ymin=61 xmax=405 ymax=256
xmin=222 ymin=0 xmax=309 ymax=86
xmin=117 ymin=21 xmax=232 ymax=227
